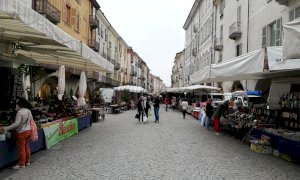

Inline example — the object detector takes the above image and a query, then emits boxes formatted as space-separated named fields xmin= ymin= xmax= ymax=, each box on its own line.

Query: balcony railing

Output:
xmin=88 ymin=39 xmax=99 ymax=52
xmin=275 ymin=0 xmax=288 ymax=6
xmin=114 ymin=63 xmax=120 ymax=70
xmin=34 ymin=0 xmax=61 ymax=24
xmin=89 ymin=15 xmax=99 ymax=29
xmin=131 ymin=71 xmax=137 ymax=76
xmin=214 ymin=38 xmax=223 ymax=51
xmin=229 ymin=22 xmax=242 ymax=40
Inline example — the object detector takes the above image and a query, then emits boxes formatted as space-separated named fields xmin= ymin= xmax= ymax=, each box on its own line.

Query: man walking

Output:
xmin=181 ymin=99 xmax=189 ymax=119
xmin=153 ymin=96 xmax=160 ymax=123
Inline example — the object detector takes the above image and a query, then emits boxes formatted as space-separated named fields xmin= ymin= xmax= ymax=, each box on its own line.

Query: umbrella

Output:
xmin=113 ymin=85 xmax=146 ymax=93
xmin=77 ymin=71 xmax=87 ymax=106
xmin=57 ymin=65 xmax=65 ymax=100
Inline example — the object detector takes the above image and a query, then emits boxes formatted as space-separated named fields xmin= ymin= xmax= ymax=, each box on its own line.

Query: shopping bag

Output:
xmin=148 ymin=111 xmax=152 ymax=117
xmin=143 ymin=115 xmax=148 ymax=122
xmin=30 ymin=119 xmax=38 ymax=142
xmin=135 ymin=114 xmax=139 ymax=119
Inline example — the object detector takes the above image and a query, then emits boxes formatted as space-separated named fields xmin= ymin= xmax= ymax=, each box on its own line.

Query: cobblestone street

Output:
xmin=1 ymin=109 xmax=300 ymax=180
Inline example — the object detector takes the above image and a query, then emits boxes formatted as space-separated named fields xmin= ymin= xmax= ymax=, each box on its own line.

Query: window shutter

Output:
xmin=239 ymin=44 xmax=243 ymax=56
xmin=70 ymin=8 xmax=76 ymax=25
xmin=296 ymin=6 xmax=300 ymax=19
xmin=262 ymin=26 xmax=267 ymax=47
xmin=63 ymin=2 xmax=67 ymax=22
xmin=275 ymin=18 xmax=282 ymax=46
xmin=78 ymin=15 xmax=81 ymax=32
xmin=289 ymin=9 xmax=295 ymax=21
xmin=237 ymin=6 xmax=241 ymax=22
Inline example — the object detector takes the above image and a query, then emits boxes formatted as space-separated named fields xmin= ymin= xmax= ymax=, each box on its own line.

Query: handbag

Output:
xmin=135 ymin=113 xmax=140 ymax=119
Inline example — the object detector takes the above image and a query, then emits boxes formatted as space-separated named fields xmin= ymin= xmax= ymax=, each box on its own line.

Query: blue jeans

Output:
xmin=206 ymin=117 xmax=212 ymax=129
xmin=154 ymin=107 xmax=160 ymax=121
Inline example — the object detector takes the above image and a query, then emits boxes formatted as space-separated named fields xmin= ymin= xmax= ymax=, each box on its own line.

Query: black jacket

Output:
xmin=153 ymin=98 xmax=160 ymax=108
xmin=205 ymin=103 xmax=214 ymax=118
xmin=145 ymin=101 xmax=151 ymax=111
xmin=137 ymin=100 xmax=144 ymax=112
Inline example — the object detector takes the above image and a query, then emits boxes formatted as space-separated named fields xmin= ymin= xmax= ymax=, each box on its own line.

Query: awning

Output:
xmin=209 ymin=49 xmax=265 ymax=82
xmin=0 ymin=0 xmax=113 ymax=72
xmin=283 ymin=18 xmax=300 ymax=60
xmin=114 ymin=85 xmax=146 ymax=93
xmin=165 ymin=85 xmax=220 ymax=93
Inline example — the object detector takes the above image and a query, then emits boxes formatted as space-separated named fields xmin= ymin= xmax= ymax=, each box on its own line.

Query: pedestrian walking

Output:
xmin=164 ymin=96 xmax=169 ymax=111
xmin=213 ymin=101 xmax=229 ymax=135
xmin=181 ymin=99 xmax=189 ymax=119
xmin=137 ymin=96 xmax=145 ymax=123
xmin=153 ymin=96 xmax=160 ymax=123
xmin=205 ymin=98 xmax=214 ymax=130
xmin=145 ymin=97 xmax=151 ymax=118
xmin=0 ymin=98 xmax=33 ymax=169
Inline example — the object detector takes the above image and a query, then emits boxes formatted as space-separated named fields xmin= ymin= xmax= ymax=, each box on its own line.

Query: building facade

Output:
xmin=212 ymin=0 xmax=300 ymax=92
xmin=171 ymin=50 xmax=185 ymax=87
xmin=183 ymin=0 xmax=214 ymax=86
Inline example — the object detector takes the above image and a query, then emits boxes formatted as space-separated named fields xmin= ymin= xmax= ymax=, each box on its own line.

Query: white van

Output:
xmin=201 ymin=93 xmax=225 ymax=107
xmin=232 ymin=91 xmax=266 ymax=108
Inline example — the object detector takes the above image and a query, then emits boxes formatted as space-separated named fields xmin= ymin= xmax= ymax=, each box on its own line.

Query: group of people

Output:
xmin=205 ymin=99 xmax=229 ymax=135
xmin=136 ymin=96 xmax=160 ymax=123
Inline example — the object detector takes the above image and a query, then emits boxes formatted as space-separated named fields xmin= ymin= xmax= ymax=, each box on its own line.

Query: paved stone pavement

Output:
xmin=1 ymin=109 xmax=300 ymax=180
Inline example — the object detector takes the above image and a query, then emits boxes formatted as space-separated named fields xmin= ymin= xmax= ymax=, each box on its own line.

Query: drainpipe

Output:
xmin=245 ymin=0 xmax=250 ymax=90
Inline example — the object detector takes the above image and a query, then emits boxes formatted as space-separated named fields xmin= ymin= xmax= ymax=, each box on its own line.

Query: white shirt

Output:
xmin=5 ymin=108 xmax=32 ymax=133
xmin=181 ymin=101 xmax=189 ymax=110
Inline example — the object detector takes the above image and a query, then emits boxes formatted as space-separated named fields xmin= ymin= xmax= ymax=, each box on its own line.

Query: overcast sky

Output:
xmin=98 ymin=0 xmax=195 ymax=87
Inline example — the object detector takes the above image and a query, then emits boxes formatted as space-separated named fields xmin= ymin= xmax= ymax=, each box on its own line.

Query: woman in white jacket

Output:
xmin=0 ymin=98 xmax=33 ymax=169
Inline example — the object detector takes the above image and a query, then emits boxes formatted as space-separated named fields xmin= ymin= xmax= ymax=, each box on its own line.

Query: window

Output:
xmin=105 ymin=29 xmax=107 ymax=41
xmin=64 ymin=4 xmax=71 ymax=24
xmin=237 ymin=5 xmax=241 ymax=22
xmin=289 ymin=6 xmax=300 ymax=22
xmin=236 ymin=44 xmax=242 ymax=56
xmin=220 ymin=25 xmax=223 ymax=39
xmin=220 ymin=0 xmax=225 ymax=18
xmin=109 ymin=41 xmax=111 ymax=48
xmin=262 ymin=18 xmax=282 ymax=47
xmin=98 ymin=23 xmax=101 ymax=35
xmin=75 ymin=14 xmax=80 ymax=32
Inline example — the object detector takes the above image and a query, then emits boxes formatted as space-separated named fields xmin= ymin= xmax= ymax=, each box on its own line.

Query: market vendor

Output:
xmin=213 ymin=101 xmax=229 ymax=135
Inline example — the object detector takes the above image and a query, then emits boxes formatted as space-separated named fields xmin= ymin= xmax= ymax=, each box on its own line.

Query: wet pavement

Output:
xmin=1 ymin=109 xmax=300 ymax=180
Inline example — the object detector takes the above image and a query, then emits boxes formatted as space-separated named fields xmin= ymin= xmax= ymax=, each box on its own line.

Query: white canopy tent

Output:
xmin=114 ymin=85 xmax=146 ymax=93
xmin=165 ymin=85 xmax=220 ymax=93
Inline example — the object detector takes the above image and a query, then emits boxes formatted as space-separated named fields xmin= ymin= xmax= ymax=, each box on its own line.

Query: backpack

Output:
xmin=30 ymin=119 xmax=38 ymax=142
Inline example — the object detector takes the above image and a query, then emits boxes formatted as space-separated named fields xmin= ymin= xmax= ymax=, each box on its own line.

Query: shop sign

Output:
xmin=43 ymin=118 xmax=78 ymax=149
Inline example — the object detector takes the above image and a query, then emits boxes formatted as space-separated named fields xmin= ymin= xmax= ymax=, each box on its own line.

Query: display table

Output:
xmin=251 ymin=128 xmax=300 ymax=159
xmin=77 ymin=114 xmax=92 ymax=131
xmin=0 ymin=129 xmax=45 ymax=169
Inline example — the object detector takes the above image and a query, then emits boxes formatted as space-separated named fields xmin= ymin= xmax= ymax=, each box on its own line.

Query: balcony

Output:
xmin=229 ymin=22 xmax=242 ymax=40
xmin=131 ymin=71 xmax=137 ymax=76
xmin=34 ymin=0 xmax=61 ymax=24
xmin=88 ymin=40 xmax=99 ymax=52
xmin=114 ymin=63 xmax=120 ymax=70
xmin=214 ymin=38 xmax=223 ymax=51
xmin=89 ymin=15 xmax=99 ymax=29
xmin=275 ymin=0 xmax=288 ymax=6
